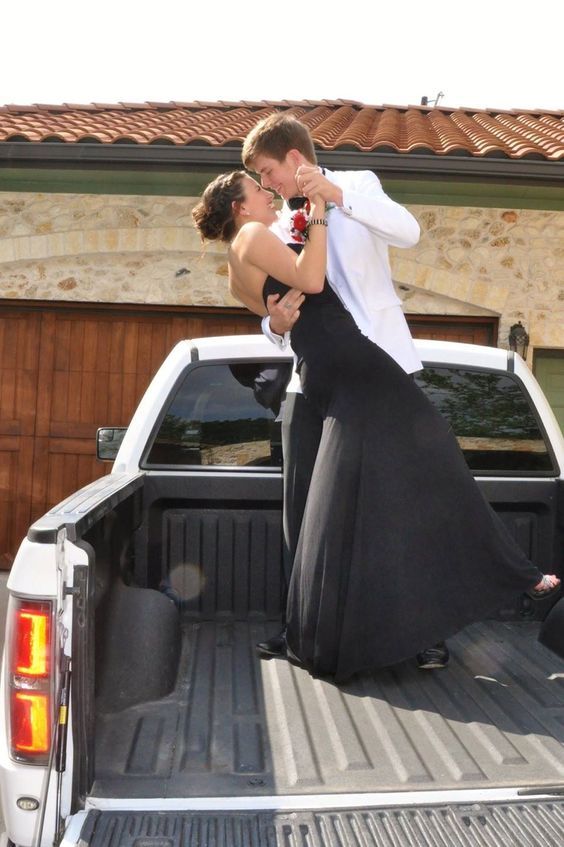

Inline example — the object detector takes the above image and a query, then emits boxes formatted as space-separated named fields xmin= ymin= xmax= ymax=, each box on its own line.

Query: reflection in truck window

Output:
xmin=415 ymin=367 xmax=555 ymax=474
xmin=145 ymin=362 xmax=292 ymax=468
xmin=146 ymin=362 xmax=554 ymax=475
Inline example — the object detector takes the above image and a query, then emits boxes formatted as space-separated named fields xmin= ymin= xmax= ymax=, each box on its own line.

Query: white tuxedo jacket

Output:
xmin=264 ymin=168 xmax=422 ymax=383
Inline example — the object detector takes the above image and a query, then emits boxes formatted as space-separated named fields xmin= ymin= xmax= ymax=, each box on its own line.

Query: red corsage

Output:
xmin=290 ymin=200 xmax=311 ymax=243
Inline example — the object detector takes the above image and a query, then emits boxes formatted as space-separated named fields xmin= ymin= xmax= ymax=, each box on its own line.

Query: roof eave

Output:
xmin=0 ymin=141 xmax=563 ymax=185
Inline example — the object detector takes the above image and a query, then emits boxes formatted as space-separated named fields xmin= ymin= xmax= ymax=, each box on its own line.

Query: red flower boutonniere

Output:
xmin=290 ymin=200 xmax=311 ymax=243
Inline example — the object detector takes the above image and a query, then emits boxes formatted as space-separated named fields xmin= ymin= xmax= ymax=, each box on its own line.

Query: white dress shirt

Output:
xmin=263 ymin=168 xmax=422 ymax=390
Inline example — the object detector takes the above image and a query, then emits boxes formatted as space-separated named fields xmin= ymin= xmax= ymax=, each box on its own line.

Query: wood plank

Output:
xmin=0 ymin=312 xmax=40 ymax=436
xmin=30 ymin=435 xmax=50 ymax=520
xmin=95 ymin=319 xmax=113 ymax=375
xmin=53 ymin=317 xmax=72 ymax=373
xmin=79 ymin=363 xmax=95 ymax=425
xmin=81 ymin=320 xmax=99 ymax=374
xmin=0 ymin=367 xmax=17 ymax=427
xmin=107 ymin=371 xmax=123 ymax=426
xmin=0 ymin=435 xmax=34 ymax=569
xmin=1 ymin=319 xmax=17 ymax=369
xmin=407 ymin=316 xmax=498 ymax=346
xmin=109 ymin=320 xmax=125 ymax=373
xmin=47 ymin=437 xmax=99 ymax=454
xmin=67 ymin=370 xmax=82 ymax=427
xmin=36 ymin=312 xmax=57 ymax=437
xmin=123 ymin=322 xmax=140 ymax=375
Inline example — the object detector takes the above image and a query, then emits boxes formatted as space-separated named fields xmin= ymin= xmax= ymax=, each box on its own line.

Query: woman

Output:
xmin=192 ymin=170 xmax=560 ymax=682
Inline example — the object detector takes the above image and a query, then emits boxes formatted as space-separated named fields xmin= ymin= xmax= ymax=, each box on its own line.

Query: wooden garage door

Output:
xmin=0 ymin=301 xmax=260 ymax=568
xmin=407 ymin=315 xmax=498 ymax=346
xmin=0 ymin=305 xmax=499 ymax=568
xmin=0 ymin=310 xmax=40 ymax=568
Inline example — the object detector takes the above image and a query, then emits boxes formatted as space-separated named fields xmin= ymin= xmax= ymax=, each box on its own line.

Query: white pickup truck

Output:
xmin=1 ymin=335 xmax=564 ymax=847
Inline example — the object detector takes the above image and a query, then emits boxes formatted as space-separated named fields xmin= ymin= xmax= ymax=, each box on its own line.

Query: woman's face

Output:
xmin=239 ymin=175 xmax=277 ymax=226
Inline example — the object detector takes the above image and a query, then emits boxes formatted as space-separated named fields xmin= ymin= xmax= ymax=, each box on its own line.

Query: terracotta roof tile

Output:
xmin=0 ymin=99 xmax=562 ymax=160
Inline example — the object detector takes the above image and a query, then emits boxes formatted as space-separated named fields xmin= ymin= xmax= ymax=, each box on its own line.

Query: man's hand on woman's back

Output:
xmin=267 ymin=290 xmax=305 ymax=336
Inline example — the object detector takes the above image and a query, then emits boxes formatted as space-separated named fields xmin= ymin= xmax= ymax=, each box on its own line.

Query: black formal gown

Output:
xmin=263 ymin=246 xmax=542 ymax=682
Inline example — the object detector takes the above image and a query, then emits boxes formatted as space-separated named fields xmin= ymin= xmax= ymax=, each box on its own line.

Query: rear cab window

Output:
xmin=143 ymin=360 xmax=557 ymax=476
xmin=415 ymin=366 xmax=557 ymax=475
xmin=143 ymin=361 xmax=292 ymax=469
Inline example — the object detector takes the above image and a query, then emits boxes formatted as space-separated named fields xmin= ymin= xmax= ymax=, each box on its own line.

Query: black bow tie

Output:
xmin=288 ymin=196 xmax=308 ymax=211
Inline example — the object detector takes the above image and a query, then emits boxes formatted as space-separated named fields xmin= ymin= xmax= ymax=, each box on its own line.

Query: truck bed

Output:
xmin=92 ymin=617 xmax=564 ymax=800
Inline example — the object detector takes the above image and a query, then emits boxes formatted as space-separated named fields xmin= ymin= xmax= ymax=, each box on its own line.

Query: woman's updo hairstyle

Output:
xmin=192 ymin=170 xmax=247 ymax=243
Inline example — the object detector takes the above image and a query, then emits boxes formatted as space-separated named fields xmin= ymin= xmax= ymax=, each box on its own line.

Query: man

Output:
xmin=241 ymin=113 xmax=448 ymax=671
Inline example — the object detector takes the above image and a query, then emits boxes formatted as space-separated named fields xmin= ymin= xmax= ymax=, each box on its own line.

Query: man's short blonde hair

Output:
xmin=242 ymin=113 xmax=317 ymax=169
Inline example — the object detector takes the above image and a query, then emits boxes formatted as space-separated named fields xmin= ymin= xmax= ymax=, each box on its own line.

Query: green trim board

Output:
xmin=533 ymin=350 xmax=564 ymax=433
xmin=0 ymin=167 xmax=563 ymax=211
xmin=385 ymin=179 xmax=564 ymax=210
xmin=0 ymin=167 xmax=217 ymax=197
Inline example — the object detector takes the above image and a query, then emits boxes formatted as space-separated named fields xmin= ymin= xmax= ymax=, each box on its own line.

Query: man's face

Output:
xmin=251 ymin=152 xmax=301 ymax=201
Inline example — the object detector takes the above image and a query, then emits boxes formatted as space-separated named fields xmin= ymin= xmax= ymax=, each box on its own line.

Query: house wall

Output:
xmin=394 ymin=204 xmax=564 ymax=353
xmin=0 ymin=191 xmax=563 ymax=357
xmin=0 ymin=192 xmax=235 ymax=308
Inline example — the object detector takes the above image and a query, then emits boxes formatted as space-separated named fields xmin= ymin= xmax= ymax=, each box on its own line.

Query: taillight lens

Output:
xmin=11 ymin=692 xmax=50 ymax=754
xmin=7 ymin=598 xmax=53 ymax=764
xmin=13 ymin=605 xmax=50 ymax=677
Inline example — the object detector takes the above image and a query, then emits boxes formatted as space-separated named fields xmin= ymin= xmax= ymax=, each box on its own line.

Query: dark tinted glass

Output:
xmin=415 ymin=367 xmax=555 ymax=474
xmin=145 ymin=362 xmax=292 ymax=468
xmin=146 ymin=361 xmax=554 ymax=475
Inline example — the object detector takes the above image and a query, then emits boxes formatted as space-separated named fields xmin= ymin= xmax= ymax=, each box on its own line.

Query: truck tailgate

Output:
xmin=77 ymin=801 xmax=564 ymax=847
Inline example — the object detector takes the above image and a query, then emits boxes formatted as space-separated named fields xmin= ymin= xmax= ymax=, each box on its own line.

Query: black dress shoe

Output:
xmin=256 ymin=630 xmax=287 ymax=659
xmin=416 ymin=641 xmax=450 ymax=669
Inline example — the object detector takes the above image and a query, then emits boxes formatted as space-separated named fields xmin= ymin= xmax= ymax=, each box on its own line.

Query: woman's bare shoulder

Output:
xmin=232 ymin=221 xmax=269 ymax=248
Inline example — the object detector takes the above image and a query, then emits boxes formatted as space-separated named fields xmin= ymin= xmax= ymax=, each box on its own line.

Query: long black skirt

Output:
xmin=285 ymin=324 xmax=541 ymax=682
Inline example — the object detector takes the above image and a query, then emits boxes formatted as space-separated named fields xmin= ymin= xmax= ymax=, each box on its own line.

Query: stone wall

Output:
xmin=0 ymin=192 xmax=235 ymax=308
xmin=0 ymin=191 xmax=563 ymax=354
xmin=392 ymin=205 xmax=564 ymax=352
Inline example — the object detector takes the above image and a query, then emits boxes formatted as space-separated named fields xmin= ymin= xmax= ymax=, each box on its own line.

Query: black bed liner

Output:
xmin=79 ymin=800 xmax=564 ymax=847
xmin=93 ymin=618 xmax=564 ymax=800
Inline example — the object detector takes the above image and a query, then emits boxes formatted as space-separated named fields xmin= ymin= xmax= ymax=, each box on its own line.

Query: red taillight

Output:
xmin=8 ymin=598 xmax=53 ymax=763
xmin=12 ymin=606 xmax=50 ymax=677
xmin=11 ymin=692 xmax=50 ymax=754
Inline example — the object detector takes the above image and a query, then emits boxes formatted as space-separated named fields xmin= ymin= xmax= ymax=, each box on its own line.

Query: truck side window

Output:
xmin=144 ymin=361 xmax=292 ymax=468
xmin=415 ymin=367 xmax=556 ymax=475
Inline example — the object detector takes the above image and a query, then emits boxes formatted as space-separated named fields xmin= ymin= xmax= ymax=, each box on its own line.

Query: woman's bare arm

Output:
xmin=233 ymin=198 xmax=327 ymax=295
